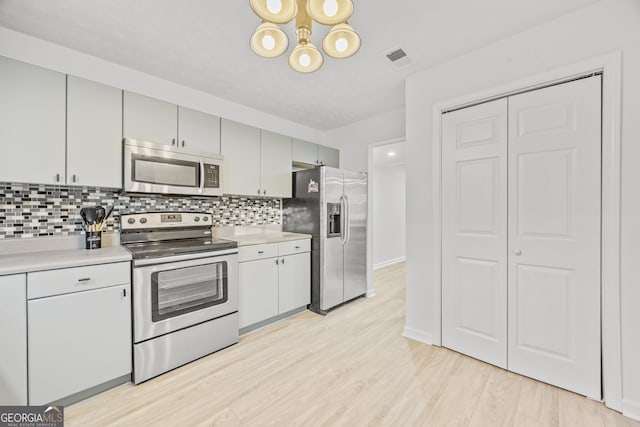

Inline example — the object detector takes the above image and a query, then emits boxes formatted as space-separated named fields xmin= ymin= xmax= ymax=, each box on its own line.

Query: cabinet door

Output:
xmin=123 ymin=91 xmax=177 ymax=145
xmin=260 ymin=130 xmax=292 ymax=198
xmin=318 ymin=145 xmax=340 ymax=168
xmin=0 ymin=56 xmax=65 ymax=184
xmin=0 ymin=274 xmax=27 ymax=405
xmin=28 ymin=285 xmax=131 ymax=405
xmin=178 ymin=106 xmax=221 ymax=154
xmin=67 ymin=76 xmax=123 ymax=188
xmin=221 ymin=119 xmax=261 ymax=196
xmin=278 ymin=253 xmax=311 ymax=314
xmin=292 ymin=138 xmax=318 ymax=165
xmin=238 ymin=258 xmax=279 ymax=329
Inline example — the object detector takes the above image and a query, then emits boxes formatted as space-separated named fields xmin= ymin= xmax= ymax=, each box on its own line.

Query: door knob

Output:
xmin=512 ymin=249 xmax=522 ymax=256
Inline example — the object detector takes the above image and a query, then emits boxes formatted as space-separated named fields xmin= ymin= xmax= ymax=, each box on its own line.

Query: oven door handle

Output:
xmin=133 ymin=248 xmax=239 ymax=267
xmin=199 ymin=161 xmax=205 ymax=193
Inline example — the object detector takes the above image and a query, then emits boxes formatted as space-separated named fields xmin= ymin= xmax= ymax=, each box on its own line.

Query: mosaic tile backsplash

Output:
xmin=0 ymin=182 xmax=282 ymax=239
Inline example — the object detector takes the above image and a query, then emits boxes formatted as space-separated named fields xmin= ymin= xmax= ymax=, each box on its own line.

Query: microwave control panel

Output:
xmin=203 ymin=164 xmax=220 ymax=188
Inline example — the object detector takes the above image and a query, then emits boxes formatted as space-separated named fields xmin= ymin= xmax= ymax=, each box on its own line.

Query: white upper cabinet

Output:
xmin=260 ymin=130 xmax=292 ymax=198
xmin=292 ymin=138 xmax=340 ymax=168
xmin=318 ymin=145 xmax=339 ymax=168
xmin=221 ymin=119 xmax=262 ymax=196
xmin=0 ymin=56 xmax=66 ymax=184
xmin=292 ymin=138 xmax=318 ymax=165
xmin=123 ymin=91 xmax=177 ymax=145
xmin=67 ymin=76 xmax=123 ymax=188
xmin=178 ymin=106 xmax=221 ymax=154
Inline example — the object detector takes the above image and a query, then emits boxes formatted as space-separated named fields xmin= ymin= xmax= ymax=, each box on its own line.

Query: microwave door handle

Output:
xmin=199 ymin=161 xmax=205 ymax=192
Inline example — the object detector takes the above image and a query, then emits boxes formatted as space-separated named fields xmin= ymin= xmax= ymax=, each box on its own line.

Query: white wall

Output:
xmin=373 ymin=164 xmax=406 ymax=268
xmin=404 ymin=0 xmax=640 ymax=417
xmin=323 ymin=107 xmax=405 ymax=172
xmin=0 ymin=27 xmax=323 ymax=143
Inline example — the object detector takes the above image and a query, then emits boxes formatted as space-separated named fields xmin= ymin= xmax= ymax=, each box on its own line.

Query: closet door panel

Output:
xmin=507 ymin=76 xmax=601 ymax=399
xmin=441 ymin=98 xmax=508 ymax=369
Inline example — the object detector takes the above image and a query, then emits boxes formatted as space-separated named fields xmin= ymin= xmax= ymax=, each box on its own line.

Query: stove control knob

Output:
xmin=139 ymin=217 xmax=147 ymax=224
xmin=194 ymin=216 xmax=200 ymax=222
xmin=127 ymin=218 xmax=135 ymax=225
xmin=203 ymin=216 xmax=209 ymax=222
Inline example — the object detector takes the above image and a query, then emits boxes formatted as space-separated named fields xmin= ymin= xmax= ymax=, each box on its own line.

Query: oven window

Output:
xmin=133 ymin=155 xmax=199 ymax=187
xmin=151 ymin=261 xmax=228 ymax=322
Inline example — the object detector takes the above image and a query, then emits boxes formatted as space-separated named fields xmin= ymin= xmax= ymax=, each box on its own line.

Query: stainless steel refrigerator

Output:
xmin=283 ymin=166 xmax=367 ymax=314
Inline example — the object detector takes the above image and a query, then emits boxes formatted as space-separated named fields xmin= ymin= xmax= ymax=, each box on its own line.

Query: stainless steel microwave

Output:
xmin=123 ymin=139 xmax=223 ymax=196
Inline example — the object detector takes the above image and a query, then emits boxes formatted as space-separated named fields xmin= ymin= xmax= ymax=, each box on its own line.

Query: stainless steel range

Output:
xmin=120 ymin=212 xmax=239 ymax=384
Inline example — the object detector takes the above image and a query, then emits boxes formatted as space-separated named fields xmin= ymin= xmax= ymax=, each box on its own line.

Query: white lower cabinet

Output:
xmin=27 ymin=262 xmax=131 ymax=405
xmin=278 ymin=253 xmax=311 ymax=314
xmin=238 ymin=239 xmax=311 ymax=330
xmin=0 ymin=274 xmax=27 ymax=405
xmin=238 ymin=258 xmax=279 ymax=329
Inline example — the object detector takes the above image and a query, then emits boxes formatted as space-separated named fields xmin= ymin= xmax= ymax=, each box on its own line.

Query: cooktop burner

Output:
xmin=119 ymin=212 xmax=237 ymax=260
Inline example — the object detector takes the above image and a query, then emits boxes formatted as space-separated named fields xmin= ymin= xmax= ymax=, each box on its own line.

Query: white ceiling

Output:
xmin=0 ymin=0 xmax=598 ymax=131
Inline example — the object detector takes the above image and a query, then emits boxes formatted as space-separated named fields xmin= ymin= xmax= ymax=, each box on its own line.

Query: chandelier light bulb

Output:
xmin=251 ymin=22 xmax=289 ymax=58
xmin=299 ymin=53 xmax=311 ymax=67
xmin=307 ymin=0 xmax=353 ymax=25
xmin=323 ymin=0 xmax=338 ymax=17
xmin=335 ymin=37 xmax=348 ymax=53
xmin=262 ymin=34 xmax=276 ymax=50
xmin=322 ymin=23 xmax=360 ymax=59
xmin=266 ymin=0 xmax=282 ymax=14
xmin=249 ymin=0 xmax=297 ymax=24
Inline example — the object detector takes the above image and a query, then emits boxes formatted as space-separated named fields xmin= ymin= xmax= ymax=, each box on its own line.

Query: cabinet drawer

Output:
xmin=27 ymin=262 xmax=130 ymax=300
xmin=238 ymin=243 xmax=278 ymax=262
xmin=278 ymin=239 xmax=311 ymax=256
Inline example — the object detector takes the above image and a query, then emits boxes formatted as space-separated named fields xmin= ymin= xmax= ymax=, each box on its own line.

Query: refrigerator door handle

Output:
xmin=343 ymin=194 xmax=351 ymax=245
xmin=340 ymin=195 xmax=347 ymax=245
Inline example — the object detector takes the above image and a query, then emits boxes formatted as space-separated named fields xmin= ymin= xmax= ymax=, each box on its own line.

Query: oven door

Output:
xmin=132 ymin=252 xmax=238 ymax=343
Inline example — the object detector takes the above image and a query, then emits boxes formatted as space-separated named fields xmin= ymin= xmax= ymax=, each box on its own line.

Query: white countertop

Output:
xmin=216 ymin=227 xmax=311 ymax=247
xmin=0 ymin=246 xmax=132 ymax=276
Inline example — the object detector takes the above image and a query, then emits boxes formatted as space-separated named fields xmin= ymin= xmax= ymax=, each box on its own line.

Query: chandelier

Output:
xmin=249 ymin=0 xmax=361 ymax=73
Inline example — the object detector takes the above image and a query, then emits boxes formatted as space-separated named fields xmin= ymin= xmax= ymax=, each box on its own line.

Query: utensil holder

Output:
xmin=85 ymin=231 xmax=102 ymax=250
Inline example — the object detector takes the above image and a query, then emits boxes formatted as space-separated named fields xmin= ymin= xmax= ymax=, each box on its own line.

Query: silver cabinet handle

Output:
xmin=181 ymin=140 xmax=185 ymax=147
xmin=123 ymin=288 xmax=127 ymax=297
xmin=55 ymin=173 xmax=61 ymax=183
xmin=281 ymin=258 xmax=285 ymax=264
xmin=257 ymin=189 xmax=261 ymax=195
xmin=512 ymin=249 xmax=522 ymax=256
xmin=72 ymin=174 xmax=78 ymax=183
xmin=275 ymin=259 xmax=279 ymax=265
xmin=258 ymin=250 xmax=264 ymax=254
xmin=263 ymin=189 xmax=266 ymax=195
xmin=295 ymin=246 xmax=300 ymax=249
xmin=78 ymin=277 xmax=91 ymax=282
xmin=172 ymin=138 xmax=176 ymax=146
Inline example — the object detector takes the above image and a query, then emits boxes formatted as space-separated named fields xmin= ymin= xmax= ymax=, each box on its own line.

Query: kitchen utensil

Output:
xmin=80 ymin=208 xmax=88 ymax=226
xmin=83 ymin=207 xmax=97 ymax=226
xmin=95 ymin=206 xmax=106 ymax=225
xmin=104 ymin=205 xmax=114 ymax=222
xmin=99 ymin=206 xmax=115 ymax=232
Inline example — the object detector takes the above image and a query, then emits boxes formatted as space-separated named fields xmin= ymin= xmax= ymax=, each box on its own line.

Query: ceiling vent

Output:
xmin=385 ymin=48 xmax=413 ymax=69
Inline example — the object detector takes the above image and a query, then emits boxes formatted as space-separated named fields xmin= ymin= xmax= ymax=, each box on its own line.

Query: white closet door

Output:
xmin=507 ymin=76 xmax=601 ymax=398
xmin=442 ymin=99 xmax=508 ymax=368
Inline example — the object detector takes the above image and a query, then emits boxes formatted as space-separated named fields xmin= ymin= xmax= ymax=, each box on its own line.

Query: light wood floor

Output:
xmin=66 ymin=262 xmax=638 ymax=426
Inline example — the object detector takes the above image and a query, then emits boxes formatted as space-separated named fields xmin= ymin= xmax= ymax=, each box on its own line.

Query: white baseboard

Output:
xmin=402 ymin=326 xmax=433 ymax=345
xmin=623 ymin=398 xmax=640 ymax=421
xmin=365 ymin=289 xmax=376 ymax=298
xmin=374 ymin=256 xmax=406 ymax=270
